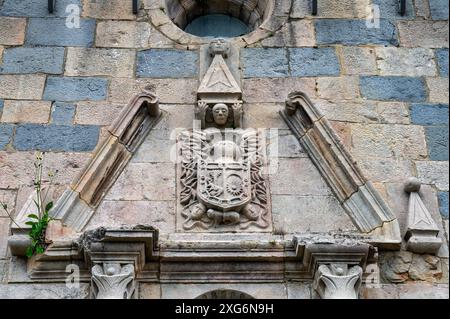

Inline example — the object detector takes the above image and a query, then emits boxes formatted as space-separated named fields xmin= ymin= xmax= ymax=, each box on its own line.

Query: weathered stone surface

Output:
xmin=51 ymin=103 xmax=76 ymax=125
xmin=137 ymin=49 xmax=198 ymax=78
xmin=427 ymin=77 xmax=449 ymax=103
xmin=87 ymin=200 xmax=176 ymax=234
xmin=438 ymin=192 xmax=449 ymax=219
xmin=139 ymin=283 xmax=161 ymax=299
xmin=0 ymin=260 xmax=8 ymax=283
xmin=425 ymin=126 xmax=449 ymax=160
xmin=416 ymin=161 xmax=449 ymax=191
xmin=244 ymin=103 xmax=288 ymax=128
xmin=43 ymin=77 xmax=108 ymax=102
xmin=361 ymin=285 xmax=399 ymax=299
xmin=380 ymin=251 xmax=413 ymax=283
xmin=429 ymin=0 xmax=449 ymax=20
xmin=0 ymin=75 xmax=46 ymax=100
xmin=409 ymin=255 xmax=444 ymax=282
xmin=65 ymin=48 xmax=135 ymax=77
xmin=0 ymin=17 xmax=26 ymax=45
xmin=0 ymin=218 xmax=10 ymax=257
xmin=108 ymin=78 xmax=198 ymax=104
xmin=268 ymin=129 xmax=306 ymax=159
xmin=315 ymin=19 xmax=398 ymax=45
xmin=153 ymin=105 xmax=195 ymax=130
xmin=74 ymin=102 xmax=124 ymax=126
xmin=261 ymin=20 xmax=315 ymax=47
xmin=0 ymin=0 xmax=81 ymax=18
xmin=317 ymin=77 xmax=360 ymax=101
xmin=132 ymin=130 xmax=174 ymax=163
xmin=291 ymin=0 xmax=370 ymax=18
xmin=14 ymin=124 xmax=100 ymax=152
xmin=0 ymin=124 xmax=13 ymax=150
xmin=398 ymin=21 xmax=449 ymax=48
xmin=376 ymin=48 xmax=437 ymax=76
xmin=436 ymin=49 xmax=449 ymax=77
xmin=105 ymin=163 xmax=175 ymax=201
xmin=340 ymin=46 xmax=377 ymax=75
xmin=0 ymin=189 xmax=16 ymax=218
xmin=272 ymin=195 xmax=356 ymax=234
xmin=286 ymin=283 xmax=311 ymax=299
xmin=415 ymin=0 xmax=431 ymax=18
xmin=1 ymin=100 xmax=51 ymax=124
xmin=82 ymin=0 xmax=135 ymax=20
xmin=351 ymin=124 xmax=428 ymax=160
xmin=357 ymin=159 xmax=414 ymax=183
xmin=397 ymin=283 xmax=449 ymax=299
xmin=243 ymin=78 xmax=317 ymax=103
xmin=96 ymin=21 xmax=151 ymax=48
xmin=373 ymin=0 xmax=415 ymax=19
xmin=410 ymin=104 xmax=449 ymax=126
xmin=0 ymin=47 xmax=65 ymax=75
xmin=360 ymin=76 xmax=427 ymax=102
xmin=0 ymin=284 xmax=90 ymax=299
xmin=289 ymin=48 xmax=340 ymax=77
xmin=242 ymin=48 xmax=289 ymax=78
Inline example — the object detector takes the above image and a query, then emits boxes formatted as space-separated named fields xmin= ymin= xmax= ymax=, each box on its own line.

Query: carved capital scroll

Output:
xmin=313 ymin=264 xmax=363 ymax=299
xmin=91 ymin=263 xmax=136 ymax=299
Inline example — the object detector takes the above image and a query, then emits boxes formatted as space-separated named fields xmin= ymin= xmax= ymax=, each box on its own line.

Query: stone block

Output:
xmin=315 ymin=19 xmax=398 ymax=45
xmin=243 ymin=78 xmax=317 ymax=103
xmin=51 ymin=102 xmax=76 ymax=125
xmin=13 ymin=124 xmax=100 ymax=152
xmin=271 ymin=195 xmax=356 ymax=234
xmin=87 ymin=200 xmax=176 ymax=235
xmin=268 ymin=129 xmax=306 ymax=159
xmin=379 ymin=251 xmax=413 ymax=283
xmin=286 ymin=283 xmax=311 ymax=299
xmin=153 ymin=105 xmax=195 ymax=130
xmin=398 ymin=21 xmax=449 ymax=48
xmin=82 ymin=0 xmax=135 ymax=20
xmin=139 ymin=283 xmax=161 ymax=299
xmin=270 ymin=158 xmax=332 ymax=196
xmin=360 ymin=76 xmax=427 ymax=102
xmin=74 ymin=102 xmax=124 ymax=126
xmin=0 ymin=0 xmax=81 ymax=18
xmin=65 ymin=48 xmax=135 ymax=78
xmin=429 ymin=0 xmax=449 ymax=20
xmin=317 ymin=76 xmax=360 ymax=101
xmin=357 ymin=159 xmax=414 ymax=183
xmin=410 ymin=104 xmax=449 ymax=126
xmin=0 ymin=47 xmax=65 ymax=75
xmin=289 ymin=48 xmax=340 ymax=77
xmin=26 ymin=18 xmax=96 ymax=47
xmin=376 ymin=47 xmax=437 ymax=76
xmin=427 ymin=77 xmax=449 ymax=103
xmin=242 ymin=48 xmax=289 ymax=78
xmin=373 ymin=0 xmax=415 ymax=19
xmin=137 ymin=49 xmax=198 ymax=78
xmin=244 ymin=103 xmax=288 ymax=129
xmin=0 ymin=189 xmax=16 ymax=218
xmin=0 ymin=75 xmax=46 ymax=100
xmin=1 ymin=100 xmax=51 ymax=124
xmin=438 ymin=192 xmax=449 ymax=219
xmin=340 ymin=46 xmax=377 ymax=75
xmin=0 ymin=124 xmax=13 ymax=150
xmin=415 ymin=0 xmax=431 ymax=18
xmin=0 ymin=17 xmax=26 ymax=45
xmin=132 ymin=130 xmax=174 ymax=163
xmin=108 ymin=78 xmax=198 ymax=104
xmin=0 ymin=218 xmax=10 ymax=257
xmin=397 ymin=283 xmax=449 ymax=299
xmin=96 ymin=21 xmax=152 ymax=48
xmin=425 ymin=126 xmax=449 ymax=161
xmin=436 ymin=49 xmax=449 ymax=77
xmin=43 ymin=77 xmax=108 ymax=102
xmin=261 ymin=20 xmax=315 ymax=47
xmin=361 ymin=285 xmax=399 ymax=299
xmin=351 ymin=124 xmax=428 ymax=160
xmin=105 ymin=163 xmax=175 ymax=201
xmin=0 ymin=283 xmax=90 ymax=299
xmin=416 ymin=161 xmax=449 ymax=191
xmin=291 ymin=0 xmax=369 ymax=18
xmin=409 ymin=255 xmax=445 ymax=283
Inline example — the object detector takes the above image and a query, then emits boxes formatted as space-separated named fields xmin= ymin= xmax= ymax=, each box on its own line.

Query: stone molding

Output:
xmin=280 ymin=91 xmax=401 ymax=248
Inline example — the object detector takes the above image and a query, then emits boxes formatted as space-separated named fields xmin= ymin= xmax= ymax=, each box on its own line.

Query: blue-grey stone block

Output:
xmin=438 ymin=192 xmax=449 ymax=219
xmin=360 ymin=76 xmax=426 ymax=102
xmin=43 ymin=77 xmax=108 ymax=102
xmin=51 ymin=102 xmax=76 ymax=125
xmin=0 ymin=100 xmax=3 ymax=115
xmin=0 ymin=124 xmax=14 ymax=150
xmin=289 ymin=48 xmax=340 ymax=77
xmin=137 ymin=50 xmax=198 ymax=78
xmin=436 ymin=49 xmax=449 ymax=77
xmin=26 ymin=18 xmax=95 ymax=47
xmin=14 ymin=124 xmax=100 ymax=152
xmin=425 ymin=126 xmax=449 ymax=161
xmin=410 ymin=104 xmax=449 ymax=126
xmin=372 ymin=0 xmax=415 ymax=19
xmin=315 ymin=19 xmax=398 ymax=46
xmin=430 ymin=0 xmax=449 ymax=20
xmin=0 ymin=0 xmax=81 ymax=18
xmin=0 ymin=47 xmax=65 ymax=74
xmin=242 ymin=48 xmax=289 ymax=78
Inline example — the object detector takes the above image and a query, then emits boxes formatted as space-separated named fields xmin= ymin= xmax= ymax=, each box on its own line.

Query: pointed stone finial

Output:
xmin=313 ymin=264 xmax=363 ymax=299
xmin=404 ymin=177 xmax=442 ymax=254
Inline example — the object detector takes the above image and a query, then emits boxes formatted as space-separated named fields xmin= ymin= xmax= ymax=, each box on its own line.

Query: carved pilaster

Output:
xmin=404 ymin=177 xmax=442 ymax=254
xmin=91 ymin=263 xmax=136 ymax=299
xmin=313 ymin=264 xmax=363 ymax=299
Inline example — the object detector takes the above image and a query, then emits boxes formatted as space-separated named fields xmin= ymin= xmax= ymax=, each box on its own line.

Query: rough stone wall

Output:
xmin=0 ymin=0 xmax=448 ymax=298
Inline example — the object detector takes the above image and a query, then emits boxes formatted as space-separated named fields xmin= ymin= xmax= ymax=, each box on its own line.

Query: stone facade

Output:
xmin=0 ymin=0 xmax=448 ymax=299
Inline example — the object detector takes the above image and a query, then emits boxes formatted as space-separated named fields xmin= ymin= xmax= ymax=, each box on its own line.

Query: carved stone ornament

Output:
xmin=178 ymin=128 xmax=269 ymax=230
xmin=313 ymin=264 xmax=363 ymax=299
xmin=404 ymin=177 xmax=442 ymax=254
xmin=91 ymin=263 xmax=136 ymax=299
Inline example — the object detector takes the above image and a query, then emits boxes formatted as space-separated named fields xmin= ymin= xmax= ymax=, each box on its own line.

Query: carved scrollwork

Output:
xmin=91 ymin=263 xmax=136 ymax=299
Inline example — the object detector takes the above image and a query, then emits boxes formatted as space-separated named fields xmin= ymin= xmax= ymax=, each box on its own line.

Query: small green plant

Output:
xmin=0 ymin=152 xmax=57 ymax=257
